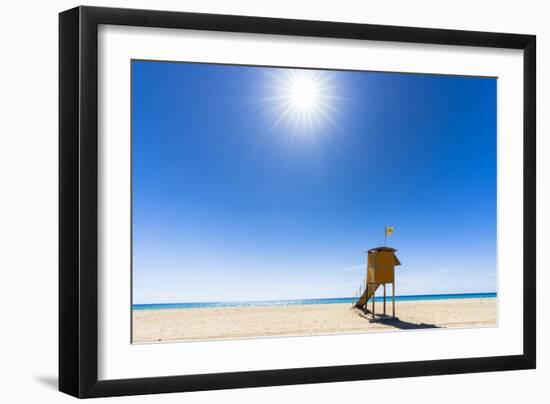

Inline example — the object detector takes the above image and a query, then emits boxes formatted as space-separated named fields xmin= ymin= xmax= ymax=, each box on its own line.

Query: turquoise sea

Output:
xmin=133 ymin=292 xmax=497 ymax=310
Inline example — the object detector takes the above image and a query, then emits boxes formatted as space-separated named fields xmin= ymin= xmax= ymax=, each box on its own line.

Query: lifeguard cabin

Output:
xmin=354 ymin=247 xmax=401 ymax=319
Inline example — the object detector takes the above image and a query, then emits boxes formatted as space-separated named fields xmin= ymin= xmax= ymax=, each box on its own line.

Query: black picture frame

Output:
xmin=59 ymin=5 xmax=536 ymax=398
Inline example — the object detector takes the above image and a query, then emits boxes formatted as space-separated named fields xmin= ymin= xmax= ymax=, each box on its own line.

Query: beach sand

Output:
xmin=132 ymin=298 xmax=497 ymax=343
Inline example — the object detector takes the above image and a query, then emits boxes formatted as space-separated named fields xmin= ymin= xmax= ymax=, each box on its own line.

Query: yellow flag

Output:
xmin=385 ymin=226 xmax=395 ymax=236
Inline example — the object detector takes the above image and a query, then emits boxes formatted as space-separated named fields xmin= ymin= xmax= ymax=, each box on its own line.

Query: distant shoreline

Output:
xmin=133 ymin=292 xmax=497 ymax=311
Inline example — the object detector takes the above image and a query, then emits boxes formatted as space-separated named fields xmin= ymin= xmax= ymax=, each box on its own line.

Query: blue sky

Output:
xmin=132 ymin=60 xmax=497 ymax=304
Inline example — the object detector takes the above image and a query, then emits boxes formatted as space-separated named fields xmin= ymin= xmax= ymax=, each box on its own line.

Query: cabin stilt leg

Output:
xmin=372 ymin=286 xmax=375 ymax=319
xmin=364 ymin=280 xmax=368 ymax=314
xmin=383 ymin=284 xmax=386 ymax=316
xmin=392 ymin=281 xmax=395 ymax=318
xmin=363 ymin=285 xmax=368 ymax=314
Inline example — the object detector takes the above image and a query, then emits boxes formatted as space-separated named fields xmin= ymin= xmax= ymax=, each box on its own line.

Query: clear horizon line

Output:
xmin=133 ymin=291 xmax=498 ymax=306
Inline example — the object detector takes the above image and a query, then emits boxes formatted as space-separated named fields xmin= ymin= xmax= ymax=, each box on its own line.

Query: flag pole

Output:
xmin=384 ymin=226 xmax=387 ymax=247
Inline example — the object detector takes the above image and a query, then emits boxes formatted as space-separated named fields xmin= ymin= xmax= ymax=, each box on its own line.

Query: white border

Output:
xmin=98 ymin=25 xmax=524 ymax=380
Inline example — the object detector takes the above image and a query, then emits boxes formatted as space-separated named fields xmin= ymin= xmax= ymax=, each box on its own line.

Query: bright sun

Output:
xmin=289 ymin=75 xmax=319 ymax=109
xmin=264 ymin=69 xmax=338 ymax=137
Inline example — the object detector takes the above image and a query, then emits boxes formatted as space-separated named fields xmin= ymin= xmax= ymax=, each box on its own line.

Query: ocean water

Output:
xmin=132 ymin=292 xmax=497 ymax=310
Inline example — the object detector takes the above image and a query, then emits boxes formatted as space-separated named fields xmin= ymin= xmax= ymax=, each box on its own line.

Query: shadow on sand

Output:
xmin=355 ymin=310 xmax=440 ymax=330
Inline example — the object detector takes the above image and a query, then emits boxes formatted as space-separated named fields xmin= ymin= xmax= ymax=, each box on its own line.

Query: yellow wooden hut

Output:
xmin=354 ymin=246 xmax=401 ymax=319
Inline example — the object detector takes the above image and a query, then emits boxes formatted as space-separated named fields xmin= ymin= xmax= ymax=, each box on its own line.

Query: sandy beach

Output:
xmin=132 ymin=298 xmax=497 ymax=343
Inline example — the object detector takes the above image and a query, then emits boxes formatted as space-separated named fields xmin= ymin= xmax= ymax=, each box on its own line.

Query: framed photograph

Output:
xmin=59 ymin=6 xmax=536 ymax=398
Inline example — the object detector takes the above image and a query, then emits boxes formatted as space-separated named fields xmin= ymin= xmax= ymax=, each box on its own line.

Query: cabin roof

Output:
xmin=368 ymin=246 xmax=397 ymax=253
